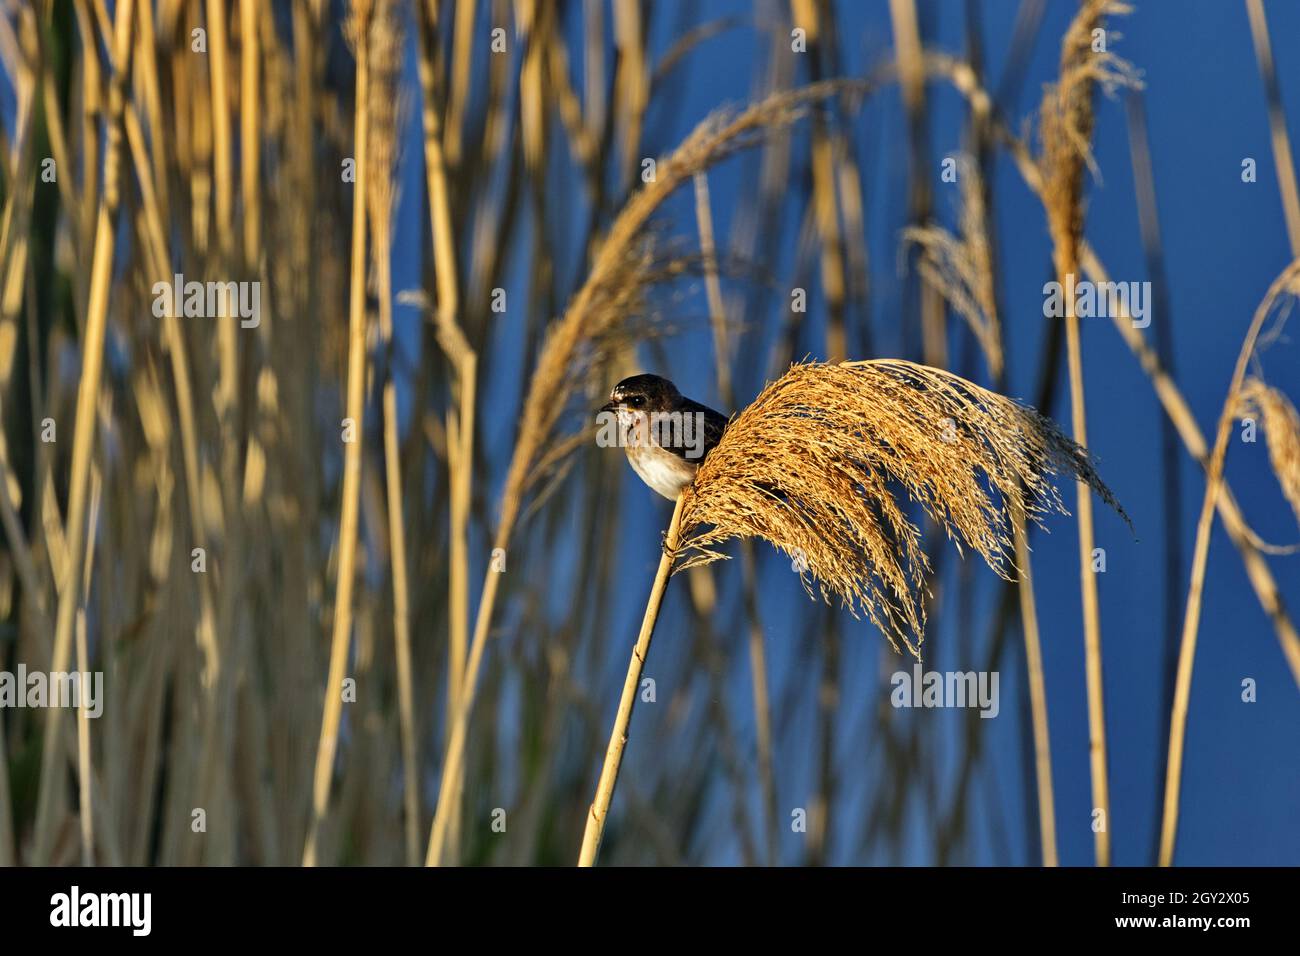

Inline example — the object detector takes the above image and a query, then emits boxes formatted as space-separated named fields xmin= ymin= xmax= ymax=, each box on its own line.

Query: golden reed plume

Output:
xmin=675 ymin=360 xmax=1129 ymax=658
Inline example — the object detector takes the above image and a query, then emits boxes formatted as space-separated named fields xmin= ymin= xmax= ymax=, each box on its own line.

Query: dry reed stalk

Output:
xmin=1064 ymin=289 xmax=1108 ymax=866
xmin=304 ymin=0 xmax=374 ymax=867
xmin=443 ymin=0 xmax=476 ymax=168
xmin=578 ymin=494 xmax=688 ymax=866
xmin=1245 ymin=0 xmax=1300 ymax=254
xmin=31 ymin=0 xmax=134 ymax=865
xmin=240 ymin=0 xmax=261 ymax=264
xmin=75 ymin=466 xmax=103 ymax=865
xmin=1159 ymin=260 xmax=1300 ymax=866
xmin=1239 ymin=379 xmax=1300 ymax=527
xmin=413 ymin=0 xmax=476 ymax=865
xmin=516 ymin=0 xmax=545 ymax=178
xmin=365 ymin=0 xmax=419 ymax=866
xmin=207 ymin=0 xmax=248 ymax=866
xmin=613 ymin=0 xmax=648 ymax=189
xmin=693 ymin=173 xmax=732 ymax=404
xmin=675 ymin=360 xmax=1126 ymax=657
xmin=423 ymin=78 xmax=877 ymax=866
xmin=795 ymin=0 xmax=850 ymax=365
xmin=0 ymin=67 xmax=35 ymax=404
xmin=1036 ymin=0 xmax=1137 ymax=868
xmin=1011 ymin=496 xmax=1058 ymax=865
xmin=206 ymin=0 xmax=234 ymax=252
xmin=133 ymin=0 xmax=168 ymax=220
xmin=888 ymin=0 xmax=946 ymax=368
xmin=71 ymin=0 xmax=100 ymax=276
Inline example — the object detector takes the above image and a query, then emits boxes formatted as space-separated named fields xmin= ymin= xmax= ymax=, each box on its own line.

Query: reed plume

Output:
xmin=903 ymin=157 xmax=1002 ymax=378
xmin=675 ymin=360 xmax=1128 ymax=658
xmin=1239 ymin=378 xmax=1300 ymax=528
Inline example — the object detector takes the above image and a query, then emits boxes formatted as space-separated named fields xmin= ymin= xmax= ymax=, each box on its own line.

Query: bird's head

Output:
xmin=598 ymin=374 xmax=681 ymax=418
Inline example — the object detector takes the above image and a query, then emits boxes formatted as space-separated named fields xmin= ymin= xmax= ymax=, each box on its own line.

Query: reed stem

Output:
xmin=303 ymin=8 xmax=371 ymax=866
xmin=1064 ymin=299 xmax=1110 ymax=867
xmin=31 ymin=0 xmax=134 ymax=865
xmin=578 ymin=493 xmax=686 ymax=866
xmin=1011 ymin=496 xmax=1058 ymax=866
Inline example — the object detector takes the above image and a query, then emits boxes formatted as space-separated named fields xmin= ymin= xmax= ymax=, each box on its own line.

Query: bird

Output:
xmin=598 ymin=374 xmax=730 ymax=500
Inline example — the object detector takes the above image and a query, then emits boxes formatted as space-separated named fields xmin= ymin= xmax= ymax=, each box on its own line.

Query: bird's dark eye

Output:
xmin=628 ymin=395 xmax=645 ymax=407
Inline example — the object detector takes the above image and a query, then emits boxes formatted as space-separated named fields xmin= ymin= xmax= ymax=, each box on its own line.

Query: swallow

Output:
xmin=597 ymin=374 xmax=729 ymax=500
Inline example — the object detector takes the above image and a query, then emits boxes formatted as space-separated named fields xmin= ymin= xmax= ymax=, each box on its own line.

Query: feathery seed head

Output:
xmin=674 ymin=360 xmax=1128 ymax=658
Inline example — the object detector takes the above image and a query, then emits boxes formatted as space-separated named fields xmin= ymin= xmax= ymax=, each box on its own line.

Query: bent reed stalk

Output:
xmin=1159 ymin=260 xmax=1300 ymax=867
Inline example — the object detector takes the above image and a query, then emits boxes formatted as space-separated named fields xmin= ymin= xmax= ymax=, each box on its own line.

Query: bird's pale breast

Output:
xmin=626 ymin=444 xmax=698 ymax=500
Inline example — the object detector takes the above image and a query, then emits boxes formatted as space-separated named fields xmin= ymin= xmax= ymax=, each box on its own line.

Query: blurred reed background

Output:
xmin=0 ymin=0 xmax=1297 ymax=866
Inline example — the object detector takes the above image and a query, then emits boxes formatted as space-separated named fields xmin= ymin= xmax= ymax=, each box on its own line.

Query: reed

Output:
xmin=678 ymin=360 xmax=1124 ymax=655
xmin=903 ymin=158 xmax=1002 ymax=378
xmin=578 ymin=494 xmax=687 ymax=866
xmin=1159 ymin=261 xmax=1300 ymax=867
xmin=304 ymin=0 xmax=374 ymax=868
xmin=1238 ymin=379 xmax=1300 ymax=528
xmin=1036 ymin=0 xmax=1138 ymax=868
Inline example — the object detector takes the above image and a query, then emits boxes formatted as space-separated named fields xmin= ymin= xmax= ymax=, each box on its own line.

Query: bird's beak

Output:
xmin=598 ymin=400 xmax=619 ymax=414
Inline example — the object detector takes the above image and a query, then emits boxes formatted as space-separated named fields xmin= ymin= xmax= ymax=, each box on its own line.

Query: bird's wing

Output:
xmin=662 ymin=398 xmax=730 ymax=463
